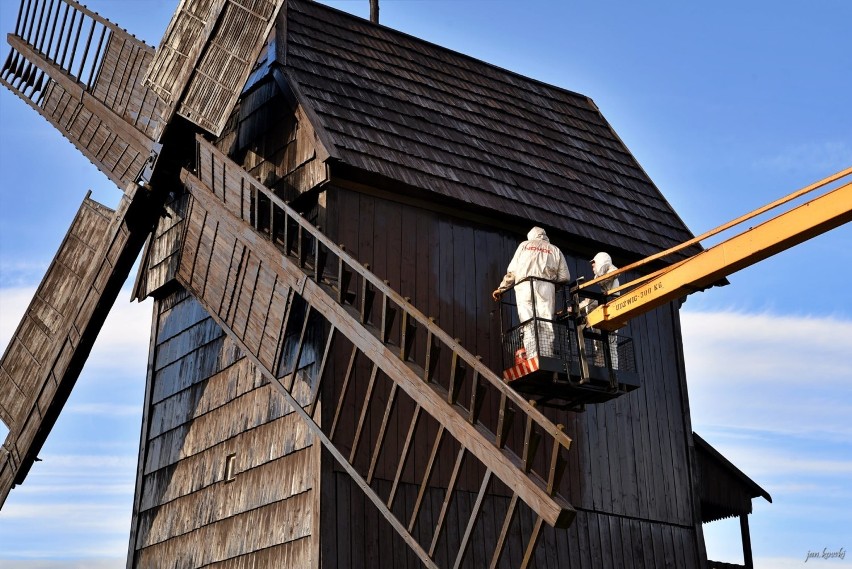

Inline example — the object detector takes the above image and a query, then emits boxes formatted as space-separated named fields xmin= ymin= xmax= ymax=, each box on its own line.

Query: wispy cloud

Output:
xmin=682 ymin=310 xmax=852 ymax=440
xmin=0 ymin=561 xmax=124 ymax=569
xmin=0 ymin=262 xmax=50 ymax=288
xmin=0 ymin=285 xmax=152 ymax=375
xmin=753 ymin=140 xmax=852 ymax=174
xmin=0 ymin=285 xmax=148 ymax=561
xmin=684 ymin=310 xmax=852 ymax=566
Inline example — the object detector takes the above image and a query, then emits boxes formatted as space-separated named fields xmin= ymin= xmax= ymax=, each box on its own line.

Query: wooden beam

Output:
xmin=180 ymin=174 xmax=577 ymax=528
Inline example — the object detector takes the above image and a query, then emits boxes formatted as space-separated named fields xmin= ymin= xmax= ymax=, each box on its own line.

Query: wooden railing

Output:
xmin=177 ymin=134 xmax=577 ymax=567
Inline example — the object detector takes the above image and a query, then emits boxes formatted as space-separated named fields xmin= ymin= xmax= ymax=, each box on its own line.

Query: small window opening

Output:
xmin=223 ymin=453 xmax=237 ymax=483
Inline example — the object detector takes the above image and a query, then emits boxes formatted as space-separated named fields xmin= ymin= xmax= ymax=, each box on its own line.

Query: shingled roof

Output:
xmin=281 ymin=0 xmax=695 ymax=259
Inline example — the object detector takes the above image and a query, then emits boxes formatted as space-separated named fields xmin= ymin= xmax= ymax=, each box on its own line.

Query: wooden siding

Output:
xmin=321 ymin=185 xmax=704 ymax=567
xmin=133 ymin=194 xmax=190 ymax=300
xmin=324 ymin=474 xmax=701 ymax=569
xmin=282 ymin=0 xmax=696 ymax=260
xmin=129 ymin=287 xmax=316 ymax=568
xmin=166 ymin=140 xmax=599 ymax=565
xmin=1 ymin=188 xmax=157 ymax=507
xmin=694 ymin=433 xmax=770 ymax=523
xmin=145 ymin=0 xmax=286 ymax=136
xmin=1 ymin=0 xmax=166 ymax=190
xmin=215 ymin=76 xmax=329 ymax=199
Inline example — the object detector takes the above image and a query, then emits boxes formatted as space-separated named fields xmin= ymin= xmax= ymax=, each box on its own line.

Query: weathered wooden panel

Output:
xmin=145 ymin=0 xmax=285 ymax=136
xmin=1 ymin=1 xmax=165 ymax=191
xmin=137 ymin=448 xmax=314 ymax=547
xmin=0 ymin=186 xmax=159 ymax=508
xmin=140 ymin=410 xmax=311 ymax=510
xmin=134 ymin=493 xmax=313 ymax=566
xmin=322 ymin=185 xmax=704 ymax=565
xmin=0 ymin=197 xmax=111 ymax=424
xmin=133 ymin=195 xmax=190 ymax=300
xmin=129 ymin=288 xmax=317 ymax=567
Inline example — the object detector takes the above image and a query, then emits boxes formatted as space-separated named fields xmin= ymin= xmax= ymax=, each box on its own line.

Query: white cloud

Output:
xmin=0 ymin=262 xmax=50 ymax=288
xmin=0 ymin=285 xmax=148 ymax=562
xmin=0 ymin=561 xmax=124 ymax=569
xmin=0 ymin=286 xmax=152 ymax=366
xmin=684 ymin=310 xmax=852 ymax=565
xmin=682 ymin=310 xmax=852 ymax=441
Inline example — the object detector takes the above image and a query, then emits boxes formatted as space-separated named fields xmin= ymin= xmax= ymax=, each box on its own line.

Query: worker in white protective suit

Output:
xmin=581 ymin=252 xmax=620 ymax=369
xmin=492 ymin=227 xmax=570 ymax=359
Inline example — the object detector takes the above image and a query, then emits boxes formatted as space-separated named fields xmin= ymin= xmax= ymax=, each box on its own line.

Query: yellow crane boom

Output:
xmin=585 ymin=169 xmax=852 ymax=332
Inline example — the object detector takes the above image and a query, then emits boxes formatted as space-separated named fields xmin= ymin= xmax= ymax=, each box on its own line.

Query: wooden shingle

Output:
xmin=281 ymin=0 xmax=695 ymax=259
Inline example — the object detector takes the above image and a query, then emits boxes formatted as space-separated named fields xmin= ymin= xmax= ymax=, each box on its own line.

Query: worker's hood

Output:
xmin=591 ymin=252 xmax=614 ymax=277
xmin=527 ymin=227 xmax=549 ymax=241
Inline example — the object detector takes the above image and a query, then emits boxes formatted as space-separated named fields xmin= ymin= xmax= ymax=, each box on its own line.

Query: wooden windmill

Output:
xmin=0 ymin=0 xmax=782 ymax=567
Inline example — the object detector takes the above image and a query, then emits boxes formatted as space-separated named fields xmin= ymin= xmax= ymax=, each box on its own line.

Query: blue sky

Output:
xmin=1 ymin=1 xmax=850 ymax=567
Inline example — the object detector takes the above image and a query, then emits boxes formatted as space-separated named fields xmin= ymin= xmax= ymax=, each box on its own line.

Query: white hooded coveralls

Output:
xmin=589 ymin=252 xmax=620 ymax=369
xmin=497 ymin=227 xmax=570 ymax=358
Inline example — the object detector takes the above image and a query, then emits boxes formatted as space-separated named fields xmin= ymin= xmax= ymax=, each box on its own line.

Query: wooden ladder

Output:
xmin=174 ymin=135 xmax=576 ymax=568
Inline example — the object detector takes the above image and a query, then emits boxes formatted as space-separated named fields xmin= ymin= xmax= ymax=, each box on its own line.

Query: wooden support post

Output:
xmin=284 ymin=304 xmax=312 ymax=389
xmin=408 ymin=425 xmax=445 ymax=532
xmin=387 ymin=404 xmax=421 ymax=509
xmin=741 ymin=514 xmax=754 ymax=569
xmin=298 ymin=224 xmax=308 ymax=268
xmin=495 ymin=392 xmax=515 ymax=450
xmin=400 ymin=303 xmax=416 ymax=361
xmin=308 ymin=327 xmax=336 ymax=419
xmin=489 ymin=494 xmax=519 ymax=569
xmin=367 ymin=382 xmax=398 ymax=484
xmin=452 ymin=470 xmax=493 ymax=569
xmin=314 ymin=234 xmax=327 ymax=282
xmin=547 ymin=425 xmax=567 ymax=495
xmin=337 ymin=246 xmax=353 ymax=305
xmin=423 ymin=323 xmax=440 ymax=382
xmin=350 ymin=363 xmax=380 ymax=463
xmin=447 ymin=348 xmax=466 ymax=404
xmin=330 ymin=345 xmax=358 ymax=439
xmin=429 ymin=447 xmax=467 ymax=556
xmin=360 ymin=266 xmax=375 ymax=324
xmin=520 ymin=516 xmax=545 ymax=569
xmin=468 ymin=371 xmax=485 ymax=424
xmin=380 ymin=284 xmax=396 ymax=344
xmin=523 ymin=404 xmax=542 ymax=473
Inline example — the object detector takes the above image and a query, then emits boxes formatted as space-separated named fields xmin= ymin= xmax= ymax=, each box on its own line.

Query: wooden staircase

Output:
xmin=174 ymin=136 xmax=576 ymax=568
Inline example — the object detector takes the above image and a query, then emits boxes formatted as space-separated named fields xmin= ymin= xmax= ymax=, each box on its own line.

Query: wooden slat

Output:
xmin=3 ymin=35 xmax=158 ymax=190
xmin=145 ymin=0 xmax=285 ymax=136
xmin=181 ymin=174 xmax=575 ymax=528
xmin=0 ymin=185 xmax=161 ymax=507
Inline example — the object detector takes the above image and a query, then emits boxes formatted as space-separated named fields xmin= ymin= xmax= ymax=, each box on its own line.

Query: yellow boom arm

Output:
xmin=586 ymin=173 xmax=852 ymax=332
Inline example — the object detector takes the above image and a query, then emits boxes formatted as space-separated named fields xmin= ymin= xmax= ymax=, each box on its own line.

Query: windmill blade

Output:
xmin=0 ymin=185 xmax=162 ymax=508
xmin=0 ymin=0 xmax=169 ymax=191
xmin=144 ymin=0 xmax=286 ymax=137
xmin=128 ymin=136 xmax=577 ymax=564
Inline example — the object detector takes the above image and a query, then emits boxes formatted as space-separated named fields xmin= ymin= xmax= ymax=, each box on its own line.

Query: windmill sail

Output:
xmin=0 ymin=187 xmax=161 ymax=507
xmin=129 ymin=135 xmax=576 ymax=566
xmin=0 ymin=0 xmax=167 ymax=191
xmin=144 ymin=0 xmax=286 ymax=137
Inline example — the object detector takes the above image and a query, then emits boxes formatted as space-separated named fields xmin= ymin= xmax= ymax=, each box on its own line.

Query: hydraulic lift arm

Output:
xmin=585 ymin=170 xmax=852 ymax=332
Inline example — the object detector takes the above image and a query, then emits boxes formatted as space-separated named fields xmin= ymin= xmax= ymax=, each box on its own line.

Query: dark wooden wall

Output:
xmin=128 ymin=66 xmax=704 ymax=569
xmin=318 ymin=184 xmax=704 ymax=568
xmin=128 ymin=287 xmax=318 ymax=568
